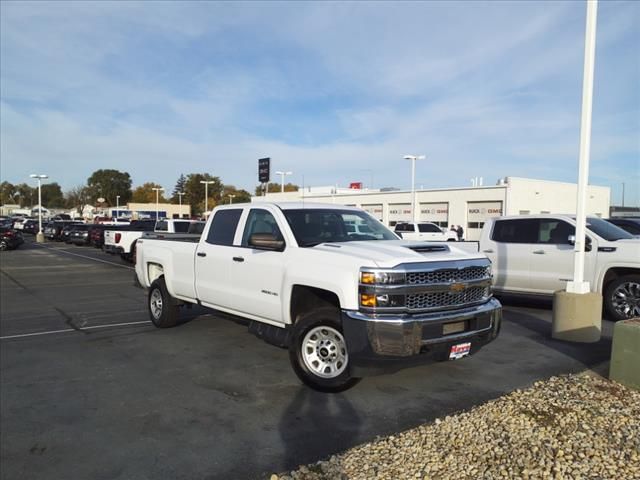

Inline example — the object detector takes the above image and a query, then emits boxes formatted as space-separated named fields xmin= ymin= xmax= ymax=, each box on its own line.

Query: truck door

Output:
xmin=528 ymin=219 xmax=596 ymax=294
xmin=484 ymin=218 xmax=538 ymax=292
xmin=194 ymin=209 xmax=243 ymax=309
xmin=228 ymin=208 xmax=287 ymax=323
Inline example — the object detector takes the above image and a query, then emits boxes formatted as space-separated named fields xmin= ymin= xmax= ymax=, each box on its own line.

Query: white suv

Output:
xmin=394 ymin=222 xmax=458 ymax=241
xmin=480 ymin=215 xmax=640 ymax=320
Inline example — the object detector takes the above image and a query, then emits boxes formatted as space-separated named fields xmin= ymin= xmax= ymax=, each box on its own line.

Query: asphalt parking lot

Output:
xmin=1 ymin=238 xmax=615 ymax=480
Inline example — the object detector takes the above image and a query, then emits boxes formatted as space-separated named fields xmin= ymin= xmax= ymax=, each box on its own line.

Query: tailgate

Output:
xmin=104 ymin=230 xmax=118 ymax=246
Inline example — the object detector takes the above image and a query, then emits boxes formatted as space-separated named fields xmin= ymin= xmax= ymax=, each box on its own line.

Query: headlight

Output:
xmin=360 ymin=270 xmax=405 ymax=285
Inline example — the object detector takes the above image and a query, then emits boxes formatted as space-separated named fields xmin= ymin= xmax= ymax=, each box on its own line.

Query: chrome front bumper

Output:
xmin=341 ymin=298 xmax=502 ymax=376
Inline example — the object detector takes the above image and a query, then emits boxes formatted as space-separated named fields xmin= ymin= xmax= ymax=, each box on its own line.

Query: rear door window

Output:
xmin=491 ymin=219 xmax=539 ymax=243
xmin=206 ymin=209 xmax=242 ymax=246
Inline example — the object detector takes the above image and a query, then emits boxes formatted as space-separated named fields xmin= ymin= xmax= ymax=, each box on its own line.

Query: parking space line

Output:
xmin=31 ymin=243 xmax=134 ymax=270
xmin=0 ymin=320 xmax=153 ymax=340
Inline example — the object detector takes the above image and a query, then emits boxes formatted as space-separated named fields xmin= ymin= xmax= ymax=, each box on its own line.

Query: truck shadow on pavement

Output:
xmin=277 ymin=387 xmax=362 ymax=476
xmin=502 ymin=307 xmax=612 ymax=369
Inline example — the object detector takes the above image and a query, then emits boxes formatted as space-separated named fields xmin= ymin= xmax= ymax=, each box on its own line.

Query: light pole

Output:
xmin=151 ymin=187 xmax=164 ymax=221
xmin=228 ymin=194 xmax=236 ymax=204
xmin=275 ymin=171 xmax=293 ymax=193
xmin=177 ymin=192 xmax=185 ymax=218
xmin=116 ymin=195 xmax=120 ymax=221
xmin=29 ymin=174 xmax=48 ymax=243
xmin=199 ymin=180 xmax=216 ymax=216
xmin=403 ymin=155 xmax=425 ymax=223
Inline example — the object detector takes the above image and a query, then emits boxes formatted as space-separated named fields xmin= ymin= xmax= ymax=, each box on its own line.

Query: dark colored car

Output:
xmin=607 ymin=218 xmax=640 ymax=236
xmin=88 ymin=224 xmax=109 ymax=248
xmin=22 ymin=219 xmax=39 ymax=234
xmin=69 ymin=224 xmax=92 ymax=245
xmin=0 ymin=227 xmax=23 ymax=250
xmin=61 ymin=222 xmax=85 ymax=243
xmin=44 ymin=221 xmax=73 ymax=241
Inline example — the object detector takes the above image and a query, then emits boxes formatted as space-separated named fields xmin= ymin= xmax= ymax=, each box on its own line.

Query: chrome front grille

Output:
xmin=407 ymin=286 xmax=490 ymax=310
xmin=406 ymin=266 xmax=489 ymax=285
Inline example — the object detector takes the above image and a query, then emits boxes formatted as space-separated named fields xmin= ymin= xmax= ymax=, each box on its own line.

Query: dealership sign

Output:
xmin=258 ymin=158 xmax=270 ymax=183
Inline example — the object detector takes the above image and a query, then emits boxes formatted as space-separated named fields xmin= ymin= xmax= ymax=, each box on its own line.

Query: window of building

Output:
xmin=206 ymin=209 xmax=242 ymax=246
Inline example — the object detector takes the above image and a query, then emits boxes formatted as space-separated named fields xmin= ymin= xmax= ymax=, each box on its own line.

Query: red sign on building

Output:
xmin=349 ymin=182 xmax=363 ymax=190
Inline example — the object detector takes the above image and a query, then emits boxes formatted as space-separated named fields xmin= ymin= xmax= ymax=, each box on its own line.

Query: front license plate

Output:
xmin=449 ymin=342 xmax=471 ymax=360
xmin=443 ymin=321 xmax=466 ymax=335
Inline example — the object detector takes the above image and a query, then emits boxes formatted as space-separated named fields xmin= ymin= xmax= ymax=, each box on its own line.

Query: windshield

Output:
xmin=583 ymin=217 xmax=634 ymax=241
xmin=283 ymin=209 xmax=398 ymax=247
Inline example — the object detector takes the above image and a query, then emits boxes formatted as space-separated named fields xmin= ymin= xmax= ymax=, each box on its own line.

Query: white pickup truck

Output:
xmin=135 ymin=202 xmax=502 ymax=392
xmin=480 ymin=215 xmax=640 ymax=320
xmin=105 ymin=219 xmax=203 ymax=262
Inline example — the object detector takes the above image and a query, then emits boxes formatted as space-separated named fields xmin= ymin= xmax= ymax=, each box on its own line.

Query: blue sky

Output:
xmin=1 ymin=1 xmax=639 ymax=205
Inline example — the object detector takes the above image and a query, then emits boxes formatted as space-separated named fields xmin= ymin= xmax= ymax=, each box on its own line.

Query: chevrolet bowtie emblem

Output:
xmin=450 ymin=282 xmax=466 ymax=293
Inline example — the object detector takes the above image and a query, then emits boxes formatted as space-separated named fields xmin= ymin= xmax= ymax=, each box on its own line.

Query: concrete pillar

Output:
xmin=609 ymin=318 xmax=640 ymax=391
xmin=552 ymin=290 xmax=602 ymax=342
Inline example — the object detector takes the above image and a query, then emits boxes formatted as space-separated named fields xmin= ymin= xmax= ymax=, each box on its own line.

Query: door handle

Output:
xmin=482 ymin=249 xmax=494 ymax=253
xmin=197 ymin=252 xmax=206 ymax=257
xmin=532 ymin=250 xmax=545 ymax=254
xmin=232 ymin=256 xmax=245 ymax=262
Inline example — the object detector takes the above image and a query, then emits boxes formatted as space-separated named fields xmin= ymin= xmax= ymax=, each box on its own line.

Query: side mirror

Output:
xmin=249 ymin=233 xmax=285 ymax=251
xmin=567 ymin=235 xmax=592 ymax=251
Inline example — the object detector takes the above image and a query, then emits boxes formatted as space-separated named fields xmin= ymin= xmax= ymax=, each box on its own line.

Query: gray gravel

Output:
xmin=272 ymin=373 xmax=640 ymax=480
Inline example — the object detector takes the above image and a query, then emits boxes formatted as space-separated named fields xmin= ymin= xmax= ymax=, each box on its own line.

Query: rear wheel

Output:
xmin=289 ymin=307 xmax=360 ymax=392
xmin=604 ymin=275 xmax=640 ymax=321
xmin=148 ymin=278 xmax=179 ymax=328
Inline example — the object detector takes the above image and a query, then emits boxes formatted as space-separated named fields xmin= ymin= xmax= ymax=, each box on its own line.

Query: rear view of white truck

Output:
xmin=136 ymin=202 xmax=502 ymax=391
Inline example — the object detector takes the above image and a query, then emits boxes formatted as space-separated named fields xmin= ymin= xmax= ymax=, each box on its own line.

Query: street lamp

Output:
xmin=403 ymin=155 xmax=425 ymax=223
xmin=200 ymin=180 xmax=216 ymax=215
xmin=116 ymin=195 xmax=120 ymax=221
xmin=29 ymin=174 xmax=48 ymax=243
xmin=151 ymin=187 xmax=164 ymax=221
xmin=228 ymin=194 xmax=236 ymax=204
xmin=275 ymin=171 xmax=293 ymax=193
xmin=177 ymin=192 xmax=185 ymax=218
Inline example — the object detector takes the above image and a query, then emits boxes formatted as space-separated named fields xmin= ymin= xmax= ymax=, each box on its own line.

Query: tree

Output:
xmin=65 ymin=186 xmax=92 ymax=215
xmin=131 ymin=183 xmax=167 ymax=203
xmin=12 ymin=183 xmax=35 ymax=207
xmin=221 ymin=185 xmax=251 ymax=205
xmin=87 ymin=169 xmax=132 ymax=206
xmin=171 ymin=174 xmax=187 ymax=202
xmin=40 ymin=182 xmax=65 ymax=208
xmin=0 ymin=181 xmax=16 ymax=205
xmin=254 ymin=182 xmax=299 ymax=196
xmin=184 ymin=173 xmax=223 ymax=214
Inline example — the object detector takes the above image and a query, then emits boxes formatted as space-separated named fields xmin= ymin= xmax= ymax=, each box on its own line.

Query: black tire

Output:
xmin=604 ymin=274 xmax=640 ymax=321
xmin=0 ymin=240 xmax=8 ymax=251
xmin=148 ymin=278 xmax=179 ymax=328
xmin=289 ymin=306 xmax=360 ymax=393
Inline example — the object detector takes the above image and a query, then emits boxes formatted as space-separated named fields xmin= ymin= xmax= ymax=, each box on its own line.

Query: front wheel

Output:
xmin=148 ymin=278 xmax=179 ymax=328
xmin=289 ymin=307 xmax=360 ymax=392
xmin=0 ymin=240 xmax=8 ymax=251
xmin=604 ymin=275 xmax=640 ymax=321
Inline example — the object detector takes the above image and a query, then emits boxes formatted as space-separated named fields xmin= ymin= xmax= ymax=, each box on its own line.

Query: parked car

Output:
xmin=88 ymin=224 xmax=109 ymax=248
xmin=607 ymin=218 xmax=640 ymax=237
xmin=480 ymin=215 xmax=640 ymax=320
xmin=44 ymin=221 xmax=71 ymax=241
xmin=0 ymin=227 xmax=23 ymax=250
xmin=61 ymin=222 xmax=85 ymax=243
xmin=22 ymin=219 xmax=39 ymax=234
xmin=394 ymin=222 xmax=458 ymax=241
xmin=52 ymin=214 xmax=72 ymax=221
xmin=69 ymin=224 xmax=92 ymax=245
xmin=135 ymin=202 xmax=502 ymax=392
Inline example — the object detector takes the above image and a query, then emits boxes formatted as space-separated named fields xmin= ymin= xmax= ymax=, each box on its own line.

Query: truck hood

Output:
xmin=311 ymin=240 xmax=485 ymax=268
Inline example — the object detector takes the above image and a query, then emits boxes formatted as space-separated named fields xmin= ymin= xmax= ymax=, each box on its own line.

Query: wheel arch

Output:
xmin=290 ymin=285 xmax=341 ymax=325
xmin=601 ymin=267 xmax=640 ymax=293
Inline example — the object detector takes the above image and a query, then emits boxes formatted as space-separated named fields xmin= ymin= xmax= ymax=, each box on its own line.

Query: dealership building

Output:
xmin=252 ymin=177 xmax=610 ymax=240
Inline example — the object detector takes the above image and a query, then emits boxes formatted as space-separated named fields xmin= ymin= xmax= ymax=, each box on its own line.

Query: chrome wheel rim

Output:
xmin=301 ymin=326 xmax=348 ymax=379
xmin=150 ymin=289 xmax=163 ymax=320
xmin=612 ymin=281 xmax=640 ymax=318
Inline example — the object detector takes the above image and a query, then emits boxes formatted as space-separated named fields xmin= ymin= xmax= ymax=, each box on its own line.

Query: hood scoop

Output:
xmin=405 ymin=244 xmax=450 ymax=253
